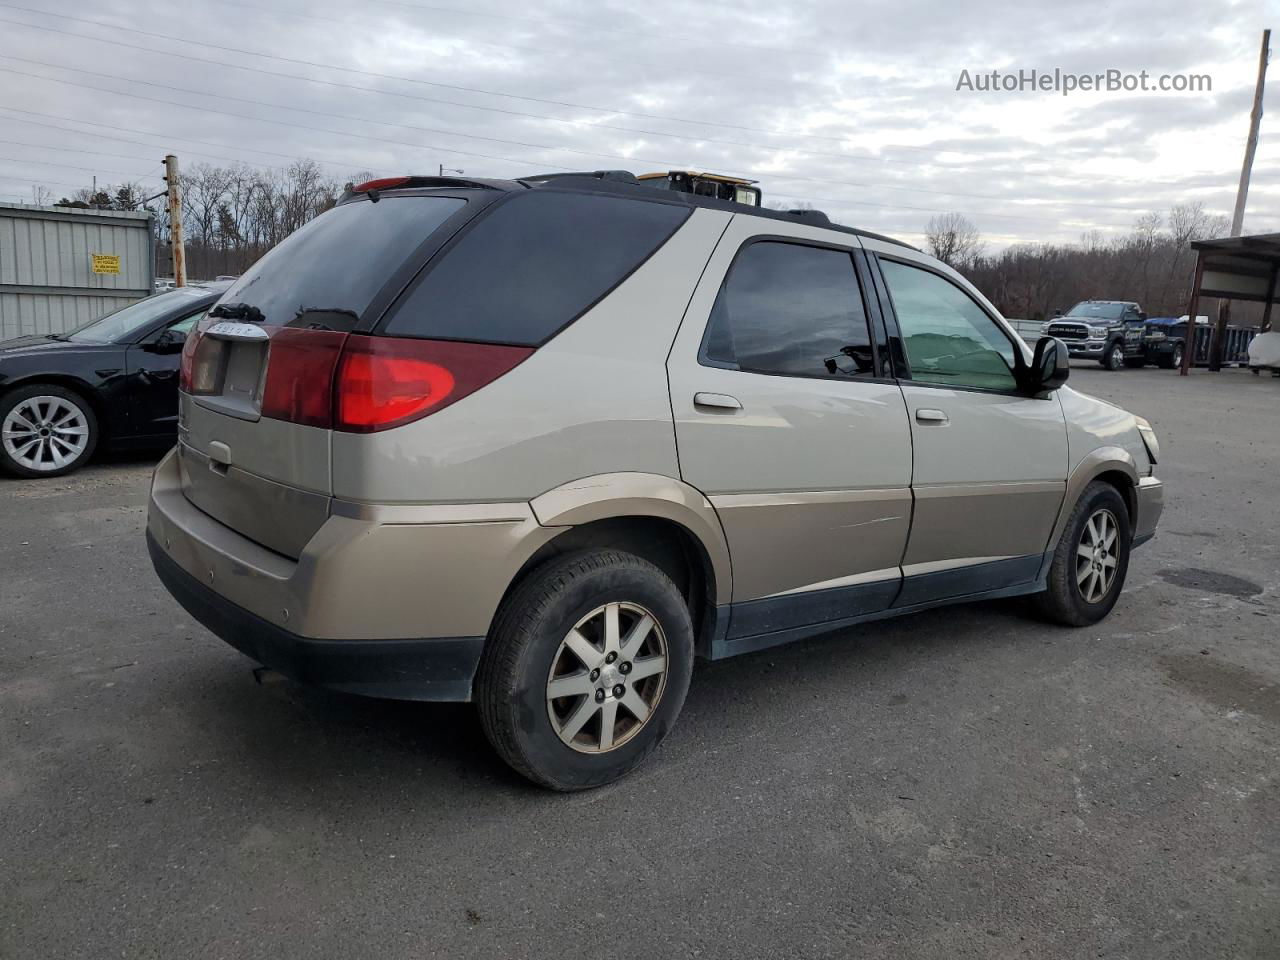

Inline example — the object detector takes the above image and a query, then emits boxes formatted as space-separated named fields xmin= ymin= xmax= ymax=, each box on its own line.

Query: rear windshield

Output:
xmin=383 ymin=191 xmax=690 ymax=345
xmin=218 ymin=195 xmax=465 ymax=326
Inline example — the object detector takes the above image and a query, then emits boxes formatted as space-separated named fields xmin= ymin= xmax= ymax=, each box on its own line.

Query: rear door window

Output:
xmin=383 ymin=191 xmax=690 ymax=345
xmin=218 ymin=195 xmax=465 ymax=327
xmin=701 ymin=240 xmax=876 ymax=378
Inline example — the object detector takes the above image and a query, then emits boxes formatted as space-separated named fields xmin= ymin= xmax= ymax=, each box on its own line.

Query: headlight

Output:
xmin=1134 ymin=415 xmax=1159 ymax=464
xmin=1088 ymin=325 xmax=1110 ymax=338
xmin=1040 ymin=322 xmax=1050 ymax=335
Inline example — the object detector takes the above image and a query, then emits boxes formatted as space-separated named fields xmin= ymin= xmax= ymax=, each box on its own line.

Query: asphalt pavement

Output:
xmin=1 ymin=364 xmax=1277 ymax=959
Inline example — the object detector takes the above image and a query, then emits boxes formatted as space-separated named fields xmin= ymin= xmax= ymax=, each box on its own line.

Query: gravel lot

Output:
xmin=1 ymin=365 xmax=1277 ymax=959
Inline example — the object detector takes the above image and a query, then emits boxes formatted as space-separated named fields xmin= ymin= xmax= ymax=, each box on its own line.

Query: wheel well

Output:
xmin=503 ymin=516 xmax=718 ymax=654
xmin=0 ymin=376 xmax=107 ymax=440
xmin=1094 ymin=470 xmax=1136 ymax=523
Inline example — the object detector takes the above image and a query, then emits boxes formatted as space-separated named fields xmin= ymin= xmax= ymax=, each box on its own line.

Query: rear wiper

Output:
xmin=209 ymin=302 xmax=265 ymax=322
xmin=288 ymin=308 xmax=360 ymax=332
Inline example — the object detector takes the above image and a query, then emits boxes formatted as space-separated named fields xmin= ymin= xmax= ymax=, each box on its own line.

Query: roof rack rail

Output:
xmin=783 ymin=209 xmax=831 ymax=226
xmin=521 ymin=170 xmax=639 ymax=184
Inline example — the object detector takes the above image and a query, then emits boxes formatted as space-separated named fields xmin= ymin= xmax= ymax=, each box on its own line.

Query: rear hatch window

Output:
xmin=219 ymin=195 xmax=466 ymax=329
xmin=382 ymin=191 xmax=689 ymax=345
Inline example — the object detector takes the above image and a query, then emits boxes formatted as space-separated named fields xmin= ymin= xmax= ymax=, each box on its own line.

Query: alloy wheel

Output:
xmin=545 ymin=601 xmax=668 ymax=753
xmin=1076 ymin=508 xmax=1120 ymax=603
xmin=2 ymin=396 xmax=90 ymax=472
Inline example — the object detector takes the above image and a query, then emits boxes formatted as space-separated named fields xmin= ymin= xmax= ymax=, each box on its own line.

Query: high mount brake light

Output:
xmin=352 ymin=177 xmax=412 ymax=193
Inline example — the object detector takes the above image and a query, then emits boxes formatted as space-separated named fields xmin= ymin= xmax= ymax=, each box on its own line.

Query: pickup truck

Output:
xmin=1042 ymin=300 xmax=1186 ymax=371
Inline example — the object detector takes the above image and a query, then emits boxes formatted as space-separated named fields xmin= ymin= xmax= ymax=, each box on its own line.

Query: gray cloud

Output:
xmin=0 ymin=0 xmax=1273 ymax=247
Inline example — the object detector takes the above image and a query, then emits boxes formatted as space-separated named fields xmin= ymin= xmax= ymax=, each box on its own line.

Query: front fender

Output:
xmin=1046 ymin=447 xmax=1140 ymax=551
xmin=529 ymin=472 xmax=733 ymax=605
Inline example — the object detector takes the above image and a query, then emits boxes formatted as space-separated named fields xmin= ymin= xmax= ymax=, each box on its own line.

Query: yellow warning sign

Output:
xmin=91 ymin=254 xmax=121 ymax=274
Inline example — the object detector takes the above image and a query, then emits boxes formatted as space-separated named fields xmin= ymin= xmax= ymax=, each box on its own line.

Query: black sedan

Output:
xmin=0 ymin=283 xmax=229 ymax=478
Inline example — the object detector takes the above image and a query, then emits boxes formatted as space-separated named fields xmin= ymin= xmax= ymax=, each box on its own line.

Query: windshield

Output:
xmin=218 ymin=195 xmax=465 ymax=326
xmin=1065 ymin=302 xmax=1126 ymax=320
xmin=68 ymin=288 xmax=213 ymax=344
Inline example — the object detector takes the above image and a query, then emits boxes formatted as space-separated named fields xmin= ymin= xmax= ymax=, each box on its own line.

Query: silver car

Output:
xmin=147 ymin=172 xmax=1163 ymax=790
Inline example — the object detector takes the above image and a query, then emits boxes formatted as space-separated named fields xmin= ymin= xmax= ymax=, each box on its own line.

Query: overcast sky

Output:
xmin=0 ymin=0 xmax=1275 ymax=249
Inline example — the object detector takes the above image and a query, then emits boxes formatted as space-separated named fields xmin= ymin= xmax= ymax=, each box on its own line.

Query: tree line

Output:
xmin=50 ymin=160 xmax=371 ymax=281
xmin=47 ymin=161 xmax=1245 ymax=323
xmin=925 ymin=205 xmax=1247 ymax=322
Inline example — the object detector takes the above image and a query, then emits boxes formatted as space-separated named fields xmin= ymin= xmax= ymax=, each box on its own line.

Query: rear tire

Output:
xmin=476 ymin=549 xmax=694 ymax=791
xmin=1030 ymin=481 xmax=1131 ymax=626
xmin=1159 ymin=344 xmax=1184 ymax=370
xmin=0 ymin=384 xmax=98 ymax=478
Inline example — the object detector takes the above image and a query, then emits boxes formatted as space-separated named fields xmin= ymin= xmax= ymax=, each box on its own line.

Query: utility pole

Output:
xmin=438 ymin=164 xmax=464 ymax=177
xmin=1210 ymin=28 xmax=1270 ymax=370
xmin=164 ymin=154 xmax=187 ymax=287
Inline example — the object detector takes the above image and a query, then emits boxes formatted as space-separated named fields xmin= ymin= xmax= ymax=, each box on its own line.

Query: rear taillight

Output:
xmin=260 ymin=328 xmax=348 ymax=428
xmin=179 ymin=326 xmax=227 ymax=396
xmin=334 ymin=336 xmax=532 ymax=433
xmin=231 ymin=330 xmax=531 ymax=432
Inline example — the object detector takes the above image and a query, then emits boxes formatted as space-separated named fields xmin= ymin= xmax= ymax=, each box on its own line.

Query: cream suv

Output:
xmin=147 ymin=171 xmax=1163 ymax=790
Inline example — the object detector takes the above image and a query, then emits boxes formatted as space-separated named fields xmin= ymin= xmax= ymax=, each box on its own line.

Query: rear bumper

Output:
xmin=1132 ymin=475 xmax=1163 ymax=548
xmin=146 ymin=447 xmax=561 ymax=699
xmin=149 ymin=531 xmax=483 ymax=700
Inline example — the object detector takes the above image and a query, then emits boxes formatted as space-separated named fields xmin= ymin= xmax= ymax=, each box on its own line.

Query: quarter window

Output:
xmin=385 ymin=191 xmax=690 ymax=345
xmin=879 ymin=259 xmax=1018 ymax=391
xmin=702 ymin=241 xmax=875 ymax=378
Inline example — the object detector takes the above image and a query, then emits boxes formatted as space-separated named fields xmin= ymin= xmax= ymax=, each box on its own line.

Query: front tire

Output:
xmin=1102 ymin=343 xmax=1125 ymax=371
xmin=1031 ymin=481 xmax=1131 ymax=626
xmin=477 ymin=549 xmax=694 ymax=791
xmin=0 ymin=384 xmax=98 ymax=478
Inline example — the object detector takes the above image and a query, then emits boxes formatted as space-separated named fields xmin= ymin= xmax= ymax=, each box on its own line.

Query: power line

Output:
xmin=0 ymin=1 xmax=1122 ymax=171
xmin=0 ymin=152 xmax=160 ymax=181
xmin=0 ymin=14 xmax=1183 ymax=209
xmin=2 ymin=5 xmax=1251 ymax=197
xmin=326 ymin=0 xmax=795 ymax=55
xmin=0 ymin=105 xmax=369 ymax=173
xmin=208 ymin=0 xmax=763 ymax=83
xmin=0 ymin=58 xmax=1152 ymax=226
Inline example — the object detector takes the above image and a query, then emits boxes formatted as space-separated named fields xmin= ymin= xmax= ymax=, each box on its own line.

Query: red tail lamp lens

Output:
xmin=335 ymin=336 xmax=533 ymax=433
xmin=260 ymin=328 xmax=349 ymax=427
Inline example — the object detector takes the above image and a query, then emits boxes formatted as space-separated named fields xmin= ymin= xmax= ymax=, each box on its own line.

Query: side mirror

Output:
xmin=1138 ymin=310 xmax=1148 ymax=322
xmin=1027 ymin=336 xmax=1070 ymax=392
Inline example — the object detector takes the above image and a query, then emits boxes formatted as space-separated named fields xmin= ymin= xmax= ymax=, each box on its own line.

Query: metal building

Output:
xmin=0 ymin=202 xmax=154 ymax=340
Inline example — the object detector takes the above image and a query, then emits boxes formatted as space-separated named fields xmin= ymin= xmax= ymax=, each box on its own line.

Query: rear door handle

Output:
xmin=693 ymin=392 xmax=742 ymax=411
xmin=915 ymin=408 xmax=949 ymax=424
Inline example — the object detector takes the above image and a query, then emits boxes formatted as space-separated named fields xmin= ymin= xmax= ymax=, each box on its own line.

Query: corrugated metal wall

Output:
xmin=0 ymin=203 xmax=154 ymax=339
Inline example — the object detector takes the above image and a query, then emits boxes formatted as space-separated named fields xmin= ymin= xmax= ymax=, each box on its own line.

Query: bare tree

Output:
xmin=925 ymin=212 xmax=984 ymax=269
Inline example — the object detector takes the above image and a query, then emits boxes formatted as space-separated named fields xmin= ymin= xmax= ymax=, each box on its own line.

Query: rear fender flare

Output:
xmin=529 ymin=472 xmax=733 ymax=605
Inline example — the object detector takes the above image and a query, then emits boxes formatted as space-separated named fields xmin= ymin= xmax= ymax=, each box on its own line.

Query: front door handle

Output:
xmin=694 ymin=392 xmax=742 ymax=411
xmin=915 ymin=408 xmax=949 ymax=424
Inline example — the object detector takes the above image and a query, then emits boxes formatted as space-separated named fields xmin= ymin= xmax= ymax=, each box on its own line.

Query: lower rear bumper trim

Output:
xmin=148 ymin=531 xmax=484 ymax=702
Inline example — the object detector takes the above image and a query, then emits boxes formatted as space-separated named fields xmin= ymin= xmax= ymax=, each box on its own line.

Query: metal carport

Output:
xmin=1181 ymin=232 xmax=1280 ymax=374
